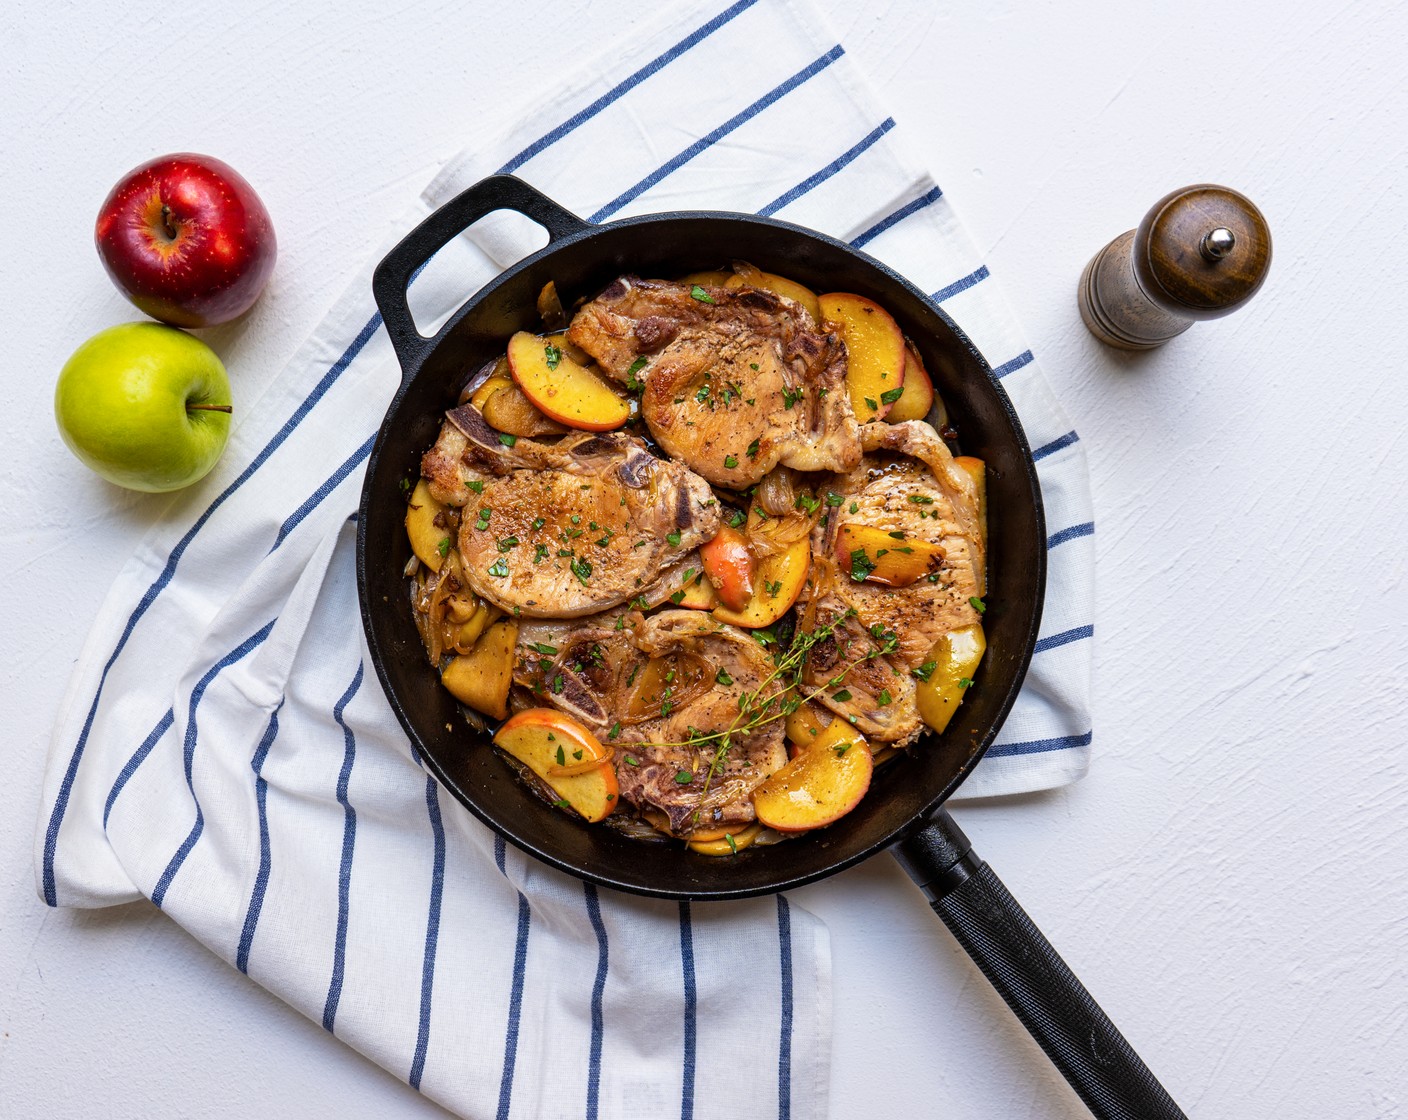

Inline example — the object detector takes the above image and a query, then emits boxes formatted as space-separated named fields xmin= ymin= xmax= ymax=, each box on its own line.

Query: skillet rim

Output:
xmin=357 ymin=205 xmax=1047 ymax=900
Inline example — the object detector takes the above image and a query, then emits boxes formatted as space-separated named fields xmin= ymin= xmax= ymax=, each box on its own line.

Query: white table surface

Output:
xmin=4 ymin=1 xmax=1406 ymax=1116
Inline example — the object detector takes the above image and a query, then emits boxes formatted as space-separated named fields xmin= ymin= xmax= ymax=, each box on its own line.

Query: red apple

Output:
xmin=95 ymin=153 xmax=276 ymax=328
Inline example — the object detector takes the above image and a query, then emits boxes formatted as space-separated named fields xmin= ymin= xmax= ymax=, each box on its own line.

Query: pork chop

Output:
xmin=566 ymin=276 xmax=861 ymax=489
xmin=800 ymin=420 xmax=986 ymax=743
xmin=421 ymin=405 xmax=721 ymax=617
xmin=514 ymin=609 xmax=788 ymax=833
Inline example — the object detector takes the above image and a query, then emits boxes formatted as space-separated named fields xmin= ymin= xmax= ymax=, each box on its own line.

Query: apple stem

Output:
xmin=160 ymin=204 xmax=179 ymax=241
xmin=187 ymin=403 xmax=233 ymax=414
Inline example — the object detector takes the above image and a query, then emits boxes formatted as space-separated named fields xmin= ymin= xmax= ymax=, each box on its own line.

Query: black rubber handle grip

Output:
xmin=371 ymin=174 xmax=591 ymax=378
xmin=893 ymin=810 xmax=1187 ymax=1120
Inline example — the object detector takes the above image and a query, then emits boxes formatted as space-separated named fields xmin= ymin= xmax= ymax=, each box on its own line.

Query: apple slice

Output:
xmin=670 ymin=570 xmax=721 ymax=611
xmin=725 ymin=262 xmax=822 ymax=324
xmin=506 ymin=331 xmax=631 ymax=431
xmin=836 ymin=523 xmax=945 ymax=587
xmin=954 ymin=456 xmax=987 ymax=594
xmin=711 ymin=511 xmax=810 ymax=629
xmin=699 ymin=525 xmax=755 ymax=611
xmin=480 ymin=382 xmax=569 ymax=438
xmin=885 ymin=346 xmax=936 ymax=423
xmin=687 ymin=822 xmax=763 ymax=857
xmin=785 ymin=700 xmax=832 ymax=747
xmin=915 ymin=623 xmax=986 ymax=735
xmin=819 ymin=293 xmax=907 ymax=422
xmin=440 ymin=617 xmax=518 ymax=719
xmin=753 ymin=728 xmax=873 ymax=832
xmin=469 ymin=367 xmax=513 ymax=412
xmin=495 ymin=708 xmax=620 ymax=822
xmin=405 ymin=479 xmax=452 ymax=572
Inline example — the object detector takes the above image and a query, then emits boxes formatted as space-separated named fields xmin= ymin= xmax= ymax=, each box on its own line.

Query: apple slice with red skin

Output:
xmin=95 ymin=153 xmax=276 ymax=328
xmin=725 ymin=263 xmax=822 ymax=324
xmin=506 ymin=331 xmax=631 ymax=431
xmin=885 ymin=346 xmax=936 ymax=423
xmin=494 ymin=708 xmax=620 ymax=822
xmin=753 ymin=726 xmax=873 ymax=831
xmin=818 ymin=293 xmax=906 ymax=422
xmin=699 ymin=525 xmax=755 ymax=611
xmin=711 ymin=510 xmax=810 ymax=629
xmin=836 ymin=523 xmax=945 ymax=588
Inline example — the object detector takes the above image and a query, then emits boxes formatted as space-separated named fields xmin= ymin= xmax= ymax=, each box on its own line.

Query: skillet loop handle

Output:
xmin=894 ymin=810 xmax=1187 ymax=1120
xmin=371 ymin=174 xmax=591 ymax=378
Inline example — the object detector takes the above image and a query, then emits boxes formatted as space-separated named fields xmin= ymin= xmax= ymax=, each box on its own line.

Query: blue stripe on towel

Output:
xmin=850 ymin=186 xmax=944 ymax=249
xmin=151 ymin=620 xmax=277 ymax=909
xmin=1048 ymin=521 xmax=1095 ymax=550
xmin=991 ymin=349 xmax=1035 ymax=379
xmin=777 ymin=895 xmax=794 ymax=1120
xmin=499 ymin=0 xmax=761 ymax=174
xmin=237 ymin=702 xmax=284 ymax=974
xmin=1032 ymin=430 xmax=1080 ymax=461
xmin=679 ymin=901 xmax=698 ymax=1120
xmin=495 ymin=835 xmax=532 ymax=1120
xmin=758 ymin=118 xmax=895 ymax=217
xmin=931 ymin=265 xmax=990 ymax=303
xmin=409 ymin=774 xmax=446 ymax=1089
xmin=590 ymin=45 xmax=845 ymax=223
xmin=1034 ymin=624 xmax=1093 ymax=655
xmin=270 ymin=433 xmax=376 ymax=552
xmin=322 ymin=662 xmax=365 ymax=1032
xmin=102 ymin=708 xmax=175 ymax=828
xmin=585 ymin=883 xmax=609 ymax=1120
xmin=41 ymin=309 xmax=383 ymax=906
xmin=988 ymin=729 xmax=1093 ymax=759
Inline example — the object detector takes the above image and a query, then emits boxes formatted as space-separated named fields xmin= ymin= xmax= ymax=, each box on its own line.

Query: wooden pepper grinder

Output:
xmin=1078 ymin=184 xmax=1271 ymax=349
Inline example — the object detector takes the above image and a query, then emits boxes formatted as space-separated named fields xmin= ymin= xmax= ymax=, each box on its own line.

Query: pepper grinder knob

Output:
xmin=1078 ymin=184 xmax=1272 ymax=350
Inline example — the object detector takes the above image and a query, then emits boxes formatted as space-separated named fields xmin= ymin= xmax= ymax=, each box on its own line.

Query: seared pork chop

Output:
xmin=420 ymin=405 xmax=720 ymax=617
xmin=567 ymin=276 xmax=861 ymax=489
xmin=801 ymin=421 xmax=986 ymax=743
xmin=514 ymin=609 xmax=787 ymax=833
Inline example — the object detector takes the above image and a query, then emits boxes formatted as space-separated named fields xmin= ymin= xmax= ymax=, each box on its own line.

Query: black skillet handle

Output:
xmin=371 ymin=174 xmax=591 ymax=378
xmin=893 ymin=809 xmax=1187 ymax=1120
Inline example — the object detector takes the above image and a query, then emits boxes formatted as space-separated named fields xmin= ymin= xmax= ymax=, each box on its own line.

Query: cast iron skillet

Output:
xmin=358 ymin=175 xmax=1185 ymax=1120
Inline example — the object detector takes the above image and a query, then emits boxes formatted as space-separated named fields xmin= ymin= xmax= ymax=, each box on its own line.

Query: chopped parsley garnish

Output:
xmin=695 ymin=385 xmax=711 ymax=404
xmin=794 ymin=491 xmax=821 ymax=514
xmin=765 ymin=579 xmax=783 ymax=598
xmin=726 ymin=508 xmax=747 ymax=528
xmin=746 ymin=438 xmax=760 ymax=458
xmin=531 ymin=517 xmax=545 ymax=531
xmin=723 ymin=454 xmax=739 ymax=469
xmin=969 ymin=596 xmax=987 ymax=613
xmin=666 ymin=530 xmax=682 ymax=547
xmin=467 ymin=480 xmax=484 ymax=494
xmin=689 ymin=284 xmax=716 ymax=304
xmin=912 ymin=661 xmax=937 ymax=682
xmin=959 ymin=677 xmax=974 ymax=689
xmin=715 ymin=667 xmax=733 ymax=686
xmin=908 ymin=494 xmax=934 ymax=505
xmin=570 ymin=514 xmax=581 ymax=525
xmin=529 ymin=642 xmax=558 ymax=656
xmin=544 ymin=343 xmax=562 ymax=370
xmin=625 ymin=357 xmax=648 ymax=392
xmin=497 ymin=536 xmax=519 ymax=552
xmin=498 ymin=432 xmax=517 ymax=447
xmin=849 ymin=548 xmax=876 ymax=582
xmin=833 ymin=742 xmax=853 ymax=756
xmin=849 ymin=502 xmax=859 ymax=514
xmin=877 ymin=689 xmax=892 ymax=706
xmin=675 ymin=770 xmax=695 ymax=784
xmin=725 ymin=833 xmax=738 ymax=855
xmin=832 ymin=689 xmax=852 ymax=702
xmin=625 ymin=754 xmax=640 ymax=766
xmin=864 ymin=396 xmax=879 ymax=413
xmin=487 ymin=557 xmax=509 ymax=578
xmin=608 ymin=722 xmax=621 ymax=740
xmin=826 ymin=491 xmax=844 ymax=507
xmin=551 ymin=674 xmax=565 ymax=694
xmin=552 ymin=798 xmax=572 ymax=810
xmin=880 ymin=386 xmax=905 ymax=406
xmin=555 ymin=746 xmax=566 ymax=766
xmin=571 ymin=557 xmax=592 ymax=585
xmin=749 ymin=362 xmax=760 ymax=371
xmin=753 ymin=628 xmax=777 ymax=646
xmin=534 ymin=544 xmax=549 ymax=562
xmin=669 ymin=590 xmax=686 ymax=604
xmin=474 ymin=508 xmax=491 ymax=531
xmin=782 ymin=386 xmax=803 ymax=409
xmin=436 ymin=537 xmax=450 ymax=557
xmin=888 ymin=530 xmax=907 ymax=540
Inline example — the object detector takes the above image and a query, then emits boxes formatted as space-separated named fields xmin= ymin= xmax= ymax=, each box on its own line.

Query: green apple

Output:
xmin=55 ymin=322 xmax=233 ymax=492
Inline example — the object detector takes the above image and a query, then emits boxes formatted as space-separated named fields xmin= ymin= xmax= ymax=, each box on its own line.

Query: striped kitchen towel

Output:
xmin=35 ymin=0 xmax=1094 ymax=1117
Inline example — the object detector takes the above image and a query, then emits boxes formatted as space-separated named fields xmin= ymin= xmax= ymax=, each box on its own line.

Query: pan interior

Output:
xmin=357 ymin=213 xmax=1045 ymax=900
